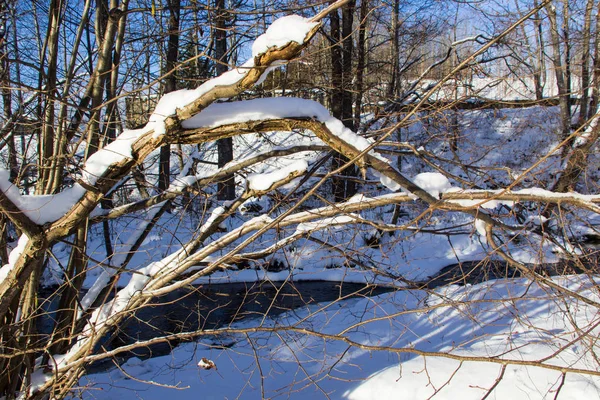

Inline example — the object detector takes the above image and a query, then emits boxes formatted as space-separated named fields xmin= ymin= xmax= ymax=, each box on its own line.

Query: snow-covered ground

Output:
xmin=28 ymin=80 xmax=598 ymax=400
xmin=74 ymin=274 xmax=600 ymax=399
xmin=41 ymin=104 xmax=568 ymax=292
xmin=1 ymin=6 xmax=598 ymax=398
xmin=28 ymin=100 xmax=594 ymax=399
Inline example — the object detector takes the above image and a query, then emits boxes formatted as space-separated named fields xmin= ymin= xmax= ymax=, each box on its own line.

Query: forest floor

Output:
xmin=56 ymin=104 xmax=600 ymax=399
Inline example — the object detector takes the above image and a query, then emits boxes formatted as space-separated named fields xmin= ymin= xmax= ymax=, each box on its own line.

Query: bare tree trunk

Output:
xmin=0 ymin=0 xmax=12 ymax=268
xmin=10 ymin=4 xmax=27 ymax=185
xmin=546 ymin=3 xmax=572 ymax=157
xmin=158 ymin=0 xmax=181 ymax=192
xmin=0 ymin=10 xmax=15 ymax=181
xmin=562 ymin=0 xmax=571 ymax=112
xmin=354 ymin=0 xmax=368 ymax=129
xmin=47 ymin=0 xmax=92 ymax=194
xmin=0 ymin=0 xmax=14 ymax=279
xmin=533 ymin=1 xmax=546 ymax=100
xmin=84 ymin=0 xmax=120 ymax=160
xmin=104 ymin=0 xmax=129 ymax=144
xmin=0 ymin=236 xmax=46 ymax=398
xmin=577 ymin=0 xmax=594 ymax=127
xmin=341 ymin=1 xmax=355 ymax=130
xmin=101 ymin=0 xmax=129 ymax=260
xmin=532 ymin=4 xmax=546 ymax=100
xmin=37 ymin=0 xmax=63 ymax=194
xmin=517 ymin=0 xmax=544 ymax=100
xmin=48 ymin=221 xmax=88 ymax=355
xmin=331 ymin=1 xmax=357 ymax=202
xmin=388 ymin=0 xmax=399 ymax=100
xmin=329 ymin=7 xmax=342 ymax=120
xmin=215 ymin=0 xmax=235 ymax=200
xmin=588 ymin=1 xmax=600 ymax=120
xmin=330 ymin=6 xmax=344 ymax=201
xmin=0 ymin=215 xmax=8 ymax=266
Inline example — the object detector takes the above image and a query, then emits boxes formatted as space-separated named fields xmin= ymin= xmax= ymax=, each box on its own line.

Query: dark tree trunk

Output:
xmin=215 ymin=0 xmax=235 ymax=200
xmin=158 ymin=0 xmax=181 ymax=192
xmin=341 ymin=1 xmax=355 ymax=130
xmin=330 ymin=8 xmax=343 ymax=120
xmin=84 ymin=0 xmax=120 ymax=161
xmin=48 ymin=222 xmax=88 ymax=355
xmin=562 ymin=0 xmax=572 ymax=117
xmin=330 ymin=1 xmax=357 ymax=202
xmin=0 ymin=29 xmax=15 ymax=181
xmin=0 ymin=0 xmax=11 ymax=267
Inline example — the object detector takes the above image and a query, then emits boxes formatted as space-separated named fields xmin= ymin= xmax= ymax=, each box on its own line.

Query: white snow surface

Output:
xmin=182 ymin=98 xmax=377 ymax=157
xmin=0 ymin=234 xmax=28 ymax=286
xmin=296 ymin=214 xmax=360 ymax=233
xmin=0 ymin=14 xmax=318 ymax=225
xmin=0 ymin=169 xmax=87 ymax=224
xmin=413 ymin=172 xmax=453 ymax=198
xmin=251 ymin=15 xmax=318 ymax=57
xmin=75 ymin=275 xmax=600 ymax=400
xmin=25 ymin=101 xmax=598 ymax=399
xmin=182 ymin=97 xmax=398 ymax=189
xmin=247 ymin=159 xmax=308 ymax=191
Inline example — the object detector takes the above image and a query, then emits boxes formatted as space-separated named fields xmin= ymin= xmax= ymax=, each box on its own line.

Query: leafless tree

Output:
xmin=0 ymin=1 xmax=598 ymax=399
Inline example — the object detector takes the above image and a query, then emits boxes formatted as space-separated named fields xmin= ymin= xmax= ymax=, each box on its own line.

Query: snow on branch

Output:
xmin=0 ymin=14 xmax=321 ymax=240
xmin=55 ymin=160 xmax=311 ymax=374
xmin=0 ymin=7 xmax=338 ymax=376
xmin=179 ymin=100 xmax=600 ymax=227
xmin=90 ymin=145 xmax=327 ymax=223
xmin=29 ymin=181 xmax=600 ymax=389
xmin=180 ymin=97 xmax=388 ymax=183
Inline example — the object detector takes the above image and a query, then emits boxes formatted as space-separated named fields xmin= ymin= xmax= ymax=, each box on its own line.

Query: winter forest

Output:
xmin=0 ymin=0 xmax=599 ymax=398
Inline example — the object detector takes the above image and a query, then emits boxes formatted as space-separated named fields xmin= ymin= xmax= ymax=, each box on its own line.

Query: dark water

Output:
xmin=112 ymin=281 xmax=391 ymax=354
xmin=38 ymin=281 xmax=392 ymax=372
xmin=39 ymin=257 xmax=597 ymax=372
